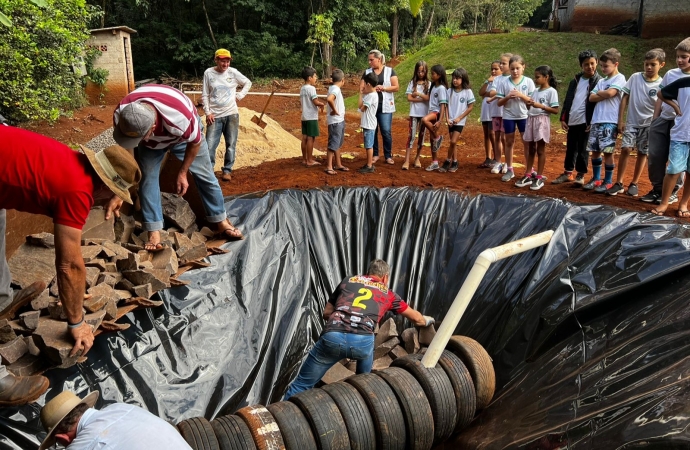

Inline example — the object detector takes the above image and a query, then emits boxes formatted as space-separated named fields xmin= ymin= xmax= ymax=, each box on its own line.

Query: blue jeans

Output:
xmin=373 ymin=111 xmax=393 ymax=159
xmin=284 ymin=332 xmax=374 ymax=399
xmin=206 ymin=114 xmax=239 ymax=174
xmin=134 ymin=117 xmax=227 ymax=231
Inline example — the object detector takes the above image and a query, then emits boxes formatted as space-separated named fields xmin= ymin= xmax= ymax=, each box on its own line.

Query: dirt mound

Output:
xmin=207 ymin=107 xmax=324 ymax=171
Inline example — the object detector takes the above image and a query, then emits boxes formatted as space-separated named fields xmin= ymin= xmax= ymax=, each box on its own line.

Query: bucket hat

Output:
xmin=39 ymin=390 xmax=99 ymax=450
xmin=80 ymin=144 xmax=141 ymax=204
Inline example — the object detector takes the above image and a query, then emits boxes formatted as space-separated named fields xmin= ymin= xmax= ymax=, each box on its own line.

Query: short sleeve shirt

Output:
xmin=480 ymin=80 xmax=494 ymax=122
xmin=300 ymin=84 xmax=319 ymax=121
xmin=591 ymin=73 xmax=627 ymax=124
xmin=114 ymin=85 xmax=201 ymax=150
xmin=659 ymin=68 xmax=690 ymax=120
xmin=661 ymin=76 xmax=690 ymax=142
xmin=0 ymin=126 xmax=94 ymax=229
xmin=496 ymin=76 xmax=536 ymax=120
xmin=428 ymin=84 xmax=448 ymax=113
xmin=326 ymin=85 xmax=345 ymax=125
xmin=622 ymin=72 xmax=661 ymax=127
xmin=406 ymin=80 xmax=430 ymax=118
xmin=324 ymin=275 xmax=409 ymax=335
xmin=568 ymin=76 xmax=592 ymax=126
xmin=489 ymin=75 xmax=510 ymax=118
xmin=447 ymin=88 xmax=476 ymax=125
xmin=528 ymin=87 xmax=559 ymax=116
xmin=360 ymin=92 xmax=378 ymax=130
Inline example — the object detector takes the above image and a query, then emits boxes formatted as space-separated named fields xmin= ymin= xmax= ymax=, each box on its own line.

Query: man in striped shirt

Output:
xmin=113 ymin=84 xmax=243 ymax=250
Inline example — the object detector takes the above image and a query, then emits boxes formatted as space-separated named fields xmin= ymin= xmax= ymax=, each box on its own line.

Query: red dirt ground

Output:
xmin=25 ymin=79 xmax=683 ymax=219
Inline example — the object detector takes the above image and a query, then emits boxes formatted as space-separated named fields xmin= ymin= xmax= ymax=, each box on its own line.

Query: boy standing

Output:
xmin=584 ymin=48 xmax=626 ymax=193
xmin=652 ymin=70 xmax=690 ymax=216
xmin=358 ymin=72 xmax=379 ymax=174
xmin=606 ymin=49 xmax=665 ymax=196
xmin=202 ymin=48 xmax=252 ymax=182
xmin=324 ymin=69 xmax=348 ymax=175
xmin=300 ymin=67 xmax=325 ymax=166
xmin=641 ymin=37 xmax=690 ymax=204
xmin=553 ymin=50 xmax=601 ymax=185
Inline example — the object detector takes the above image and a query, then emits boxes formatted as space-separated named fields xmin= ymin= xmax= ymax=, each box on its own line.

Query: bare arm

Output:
xmin=54 ymin=224 xmax=94 ymax=356
xmin=618 ymin=93 xmax=629 ymax=131
xmin=323 ymin=302 xmax=335 ymax=320
xmin=653 ymin=95 xmax=663 ymax=119
xmin=400 ymin=307 xmax=428 ymax=327
xmin=326 ymin=93 xmax=338 ymax=115
xmin=497 ymin=96 xmax=509 ymax=107
xmin=178 ymin=141 xmax=200 ymax=196
xmin=388 ymin=75 xmax=400 ymax=93
xmin=451 ymin=102 xmax=475 ymax=124
xmin=478 ymin=81 xmax=490 ymax=97
xmin=590 ymin=87 xmax=619 ymax=102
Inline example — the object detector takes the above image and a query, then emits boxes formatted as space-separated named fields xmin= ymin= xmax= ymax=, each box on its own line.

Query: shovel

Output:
xmin=251 ymin=79 xmax=283 ymax=129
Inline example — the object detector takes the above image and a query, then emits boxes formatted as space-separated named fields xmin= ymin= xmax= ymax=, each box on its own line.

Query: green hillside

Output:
xmin=346 ymin=32 xmax=686 ymax=120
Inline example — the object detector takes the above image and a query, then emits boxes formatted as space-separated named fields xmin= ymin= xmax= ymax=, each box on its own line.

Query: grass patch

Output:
xmin=345 ymin=32 xmax=687 ymax=122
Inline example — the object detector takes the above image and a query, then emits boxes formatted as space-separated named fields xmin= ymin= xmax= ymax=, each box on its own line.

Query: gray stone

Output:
xmin=31 ymin=289 xmax=52 ymax=311
xmin=190 ymin=231 xmax=207 ymax=246
xmin=375 ymin=318 xmax=398 ymax=348
xmin=200 ymin=227 xmax=215 ymax=238
xmin=374 ymin=337 xmax=400 ymax=359
xmin=85 ymin=259 xmax=107 ymax=272
xmin=81 ymin=208 xmax=116 ymax=241
xmin=7 ymin=354 xmax=48 ymax=376
xmin=138 ymin=261 xmax=154 ymax=270
xmin=114 ymin=214 xmax=136 ymax=244
xmin=130 ymin=232 xmax=143 ymax=247
xmin=33 ymin=319 xmax=78 ymax=368
xmin=151 ymin=248 xmax=178 ymax=276
xmin=116 ymin=253 xmax=140 ymax=272
xmin=101 ymin=241 xmax=131 ymax=260
xmin=104 ymin=262 xmax=117 ymax=273
xmin=0 ymin=337 xmax=28 ymax=364
xmin=389 ymin=345 xmax=408 ymax=360
xmin=372 ymin=355 xmax=393 ymax=371
xmin=418 ymin=324 xmax=437 ymax=346
xmin=161 ymin=193 xmax=197 ymax=232
xmin=84 ymin=309 xmax=106 ymax=330
xmin=81 ymin=246 xmax=103 ymax=263
xmin=401 ymin=328 xmax=420 ymax=354
xmin=132 ymin=284 xmax=152 ymax=299
xmin=84 ymin=295 xmax=108 ymax=313
xmin=49 ymin=278 xmax=59 ymax=297
xmin=122 ymin=269 xmax=169 ymax=292
xmin=98 ymin=245 xmax=116 ymax=259
xmin=172 ymin=232 xmax=194 ymax=253
xmin=87 ymin=283 xmax=120 ymax=303
xmin=7 ymin=243 xmax=55 ymax=289
xmin=85 ymin=267 xmax=101 ymax=288
xmin=19 ymin=311 xmax=40 ymax=330
xmin=23 ymin=336 xmax=40 ymax=356
xmin=0 ymin=320 xmax=16 ymax=344
xmin=321 ymin=363 xmax=354 ymax=384
xmin=47 ymin=301 xmax=68 ymax=320
xmin=115 ymin=278 xmax=136 ymax=291
xmin=96 ymin=272 xmax=123 ymax=287
xmin=26 ymin=232 xmax=55 ymax=248
xmin=114 ymin=289 xmax=132 ymax=300
xmin=179 ymin=244 xmax=207 ymax=265
xmin=103 ymin=299 xmax=117 ymax=321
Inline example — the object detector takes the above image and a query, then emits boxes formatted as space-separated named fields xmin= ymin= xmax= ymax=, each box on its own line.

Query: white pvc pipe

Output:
xmin=421 ymin=230 xmax=554 ymax=368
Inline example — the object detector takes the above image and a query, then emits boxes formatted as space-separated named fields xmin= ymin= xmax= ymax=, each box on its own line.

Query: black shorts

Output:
xmin=448 ymin=125 xmax=464 ymax=134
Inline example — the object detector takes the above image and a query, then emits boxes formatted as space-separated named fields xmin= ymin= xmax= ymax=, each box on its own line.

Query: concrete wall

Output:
xmin=641 ymin=0 xmax=690 ymax=38
xmin=86 ymin=29 xmax=135 ymax=104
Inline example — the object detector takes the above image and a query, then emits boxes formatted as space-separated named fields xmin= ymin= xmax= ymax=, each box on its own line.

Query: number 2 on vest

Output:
xmin=353 ymin=288 xmax=372 ymax=309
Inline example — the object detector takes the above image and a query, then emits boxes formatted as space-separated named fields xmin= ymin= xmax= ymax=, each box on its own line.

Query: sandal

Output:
xmin=414 ymin=159 xmax=422 ymax=168
xmin=216 ymin=224 xmax=244 ymax=241
xmin=385 ymin=158 xmax=395 ymax=165
xmin=402 ymin=162 xmax=409 ymax=170
xmin=144 ymin=242 xmax=167 ymax=252
xmin=324 ymin=169 xmax=337 ymax=175
xmin=651 ymin=208 xmax=666 ymax=216
xmin=335 ymin=166 xmax=350 ymax=172
xmin=677 ymin=210 xmax=690 ymax=218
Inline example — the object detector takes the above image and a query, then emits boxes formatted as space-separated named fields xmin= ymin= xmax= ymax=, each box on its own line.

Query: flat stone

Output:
xmin=0 ymin=319 xmax=17 ymax=344
xmin=114 ymin=214 xmax=136 ymax=244
xmin=124 ymin=297 xmax=163 ymax=308
xmin=26 ymin=232 xmax=55 ymax=248
xmin=83 ymin=295 xmax=108 ymax=313
xmin=49 ymin=278 xmax=59 ymax=297
xmin=200 ymin=227 xmax=215 ymax=238
xmin=151 ymin=248 xmax=178 ymax=276
xmin=87 ymin=283 xmax=119 ymax=300
xmin=374 ymin=337 xmax=400 ymax=360
xmin=24 ymin=336 xmax=40 ymax=356
xmin=178 ymin=243 xmax=208 ymax=265
xmin=375 ymin=318 xmax=398 ymax=348
xmin=115 ymin=278 xmax=136 ymax=291
xmin=81 ymin=238 xmax=108 ymax=246
xmin=161 ymin=193 xmax=197 ymax=232
xmin=85 ymin=267 xmax=101 ymax=289
xmin=103 ymin=299 xmax=117 ymax=320
xmin=104 ymin=262 xmax=117 ymax=272
xmin=31 ymin=289 xmax=52 ymax=311
xmin=372 ymin=355 xmax=393 ymax=371
xmin=33 ymin=319 xmax=78 ymax=368
xmin=19 ymin=311 xmax=40 ymax=330
xmin=101 ymin=241 xmax=131 ymax=260
xmin=418 ymin=323 xmax=437 ymax=346
xmin=114 ymin=289 xmax=132 ymax=300
xmin=7 ymin=354 xmax=48 ymax=377
xmin=99 ymin=245 xmax=116 ymax=259
xmin=321 ymin=362 xmax=354 ymax=384
xmin=0 ymin=337 xmax=28 ymax=364
xmin=137 ymin=250 xmax=152 ymax=262
xmin=122 ymin=269 xmax=169 ymax=292
xmin=85 ymin=259 xmax=107 ymax=271
xmin=184 ymin=223 xmax=199 ymax=235
xmin=84 ymin=309 xmax=106 ymax=330
xmin=7 ymin=243 xmax=56 ymax=289
xmin=8 ymin=320 xmax=30 ymax=335
xmin=130 ymin=232 xmax=144 ymax=247
xmin=138 ymin=260 xmax=154 ymax=270
xmin=47 ymin=301 xmax=68 ymax=320
xmin=401 ymin=327 xmax=420 ymax=354
xmin=96 ymin=272 xmax=123 ymax=287
xmin=99 ymin=320 xmax=130 ymax=333
xmin=172 ymin=232 xmax=194 ymax=253
xmin=81 ymin=245 xmax=103 ymax=263
xmin=345 ymin=360 xmax=357 ymax=372
xmin=389 ymin=345 xmax=408 ymax=360
xmin=116 ymin=253 xmax=140 ymax=272
xmin=81 ymin=208 xmax=116 ymax=241
xmin=190 ymin=231 xmax=207 ymax=246
xmin=132 ymin=284 xmax=152 ymax=299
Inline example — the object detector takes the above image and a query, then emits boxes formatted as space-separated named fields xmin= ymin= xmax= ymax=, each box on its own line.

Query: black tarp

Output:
xmin=3 ymin=187 xmax=690 ymax=449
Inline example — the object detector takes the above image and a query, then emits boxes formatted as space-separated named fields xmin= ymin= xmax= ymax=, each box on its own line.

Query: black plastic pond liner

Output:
xmin=3 ymin=187 xmax=690 ymax=449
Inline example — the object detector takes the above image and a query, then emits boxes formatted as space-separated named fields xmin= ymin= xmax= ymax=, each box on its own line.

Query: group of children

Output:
xmin=298 ymin=36 xmax=690 ymax=211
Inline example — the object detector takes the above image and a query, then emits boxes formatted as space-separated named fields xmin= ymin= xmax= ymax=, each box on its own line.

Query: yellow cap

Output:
xmin=215 ymin=49 xmax=232 ymax=59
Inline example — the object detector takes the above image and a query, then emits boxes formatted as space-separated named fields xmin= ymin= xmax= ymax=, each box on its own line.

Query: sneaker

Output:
xmin=448 ymin=161 xmax=459 ymax=173
xmin=583 ymin=178 xmax=602 ymax=190
xmin=551 ymin=172 xmax=573 ymax=184
xmin=432 ymin=136 xmax=444 ymax=152
xmin=515 ymin=175 xmax=533 ymax=188
xmin=605 ymin=182 xmax=624 ymax=196
xmin=501 ymin=164 xmax=508 ymax=174
xmin=426 ymin=161 xmax=440 ymax=171
xmin=438 ymin=159 xmax=452 ymax=173
xmin=640 ymin=189 xmax=660 ymax=203
xmin=594 ymin=182 xmax=613 ymax=193
xmin=667 ymin=191 xmax=679 ymax=205
xmin=358 ymin=165 xmax=375 ymax=174
xmin=530 ymin=177 xmax=545 ymax=191
xmin=626 ymin=183 xmax=639 ymax=197
xmin=488 ymin=159 xmax=499 ymax=169
xmin=490 ymin=163 xmax=503 ymax=174
xmin=501 ymin=169 xmax=515 ymax=182
xmin=573 ymin=174 xmax=585 ymax=185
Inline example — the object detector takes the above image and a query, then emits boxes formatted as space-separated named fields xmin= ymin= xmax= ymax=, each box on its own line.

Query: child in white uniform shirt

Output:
xmin=440 ymin=68 xmax=475 ymax=173
xmin=359 ymin=72 xmax=380 ymax=173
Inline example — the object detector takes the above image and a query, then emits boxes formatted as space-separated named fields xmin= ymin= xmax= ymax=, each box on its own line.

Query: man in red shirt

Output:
xmin=284 ymin=259 xmax=434 ymax=399
xmin=0 ymin=125 xmax=140 ymax=406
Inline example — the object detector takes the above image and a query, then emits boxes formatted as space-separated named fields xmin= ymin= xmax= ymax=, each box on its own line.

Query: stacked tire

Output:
xmin=176 ymin=335 xmax=494 ymax=450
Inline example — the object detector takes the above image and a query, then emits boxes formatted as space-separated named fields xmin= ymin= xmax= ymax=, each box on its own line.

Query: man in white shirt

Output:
xmin=39 ymin=390 xmax=192 ymax=450
xmin=202 ymin=48 xmax=252 ymax=182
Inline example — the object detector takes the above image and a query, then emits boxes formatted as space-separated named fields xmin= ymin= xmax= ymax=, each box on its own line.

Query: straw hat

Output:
xmin=39 ymin=390 xmax=99 ymax=450
xmin=79 ymin=144 xmax=141 ymax=205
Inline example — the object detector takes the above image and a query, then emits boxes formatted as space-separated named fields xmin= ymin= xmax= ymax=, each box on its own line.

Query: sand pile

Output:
xmin=206 ymin=107 xmax=324 ymax=171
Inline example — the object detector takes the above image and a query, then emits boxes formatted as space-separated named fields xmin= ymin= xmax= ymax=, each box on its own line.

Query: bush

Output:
xmin=0 ymin=0 xmax=93 ymax=122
